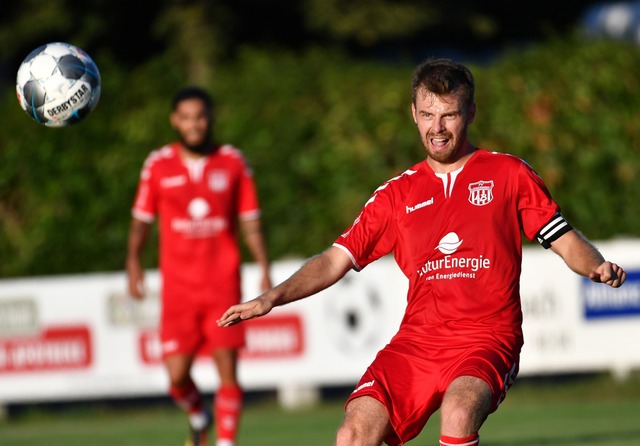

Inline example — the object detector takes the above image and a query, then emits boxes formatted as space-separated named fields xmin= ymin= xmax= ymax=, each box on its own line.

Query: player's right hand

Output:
xmin=128 ymin=277 xmax=145 ymax=299
xmin=126 ymin=262 xmax=146 ymax=299
xmin=589 ymin=261 xmax=626 ymax=288
xmin=217 ymin=296 xmax=273 ymax=327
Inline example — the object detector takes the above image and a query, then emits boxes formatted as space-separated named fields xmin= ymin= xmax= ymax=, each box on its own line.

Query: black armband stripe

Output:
xmin=536 ymin=212 xmax=573 ymax=249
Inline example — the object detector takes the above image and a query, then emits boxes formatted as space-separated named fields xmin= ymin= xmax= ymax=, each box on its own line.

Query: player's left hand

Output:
xmin=217 ymin=295 xmax=273 ymax=327
xmin=589 ymin=261 xmax=626 ymax=288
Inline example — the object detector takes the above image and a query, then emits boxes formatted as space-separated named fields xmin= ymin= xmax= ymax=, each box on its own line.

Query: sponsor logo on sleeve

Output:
xmin=352 ymin=379 xmax=375 ymax=394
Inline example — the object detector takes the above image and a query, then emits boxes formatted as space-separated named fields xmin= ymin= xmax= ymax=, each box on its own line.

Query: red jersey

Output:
xmin=132 ymin=143 xmax=261 ymax=299
xmin=334 ymin=149 xmax=571 ymax=346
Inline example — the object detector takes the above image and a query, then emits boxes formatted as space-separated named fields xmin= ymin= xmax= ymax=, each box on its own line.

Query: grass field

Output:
xmin=1 ymin=373 xmax=639 ymax=445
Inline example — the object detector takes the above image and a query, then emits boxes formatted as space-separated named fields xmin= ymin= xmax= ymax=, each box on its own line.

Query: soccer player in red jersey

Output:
xmin=217 ymin=59 xmax=627 ymax=445
xmin=127 ymin=86 xmax=272 ymax=446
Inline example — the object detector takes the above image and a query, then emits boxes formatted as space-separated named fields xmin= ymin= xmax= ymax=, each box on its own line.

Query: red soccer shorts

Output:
xmin=160 ymin=283 xmax=245 ymax=357
xmin=346 ymin=331 xmax=520 ymax=445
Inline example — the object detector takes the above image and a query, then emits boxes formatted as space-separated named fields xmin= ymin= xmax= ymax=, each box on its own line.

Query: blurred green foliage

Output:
xmin=1 ymin=27 xmax=639 ymax=276
xmin=472 ymin=36 xmax=640 ymax=241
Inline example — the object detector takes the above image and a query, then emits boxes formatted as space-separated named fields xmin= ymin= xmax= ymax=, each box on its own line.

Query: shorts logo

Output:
xmin=162 ymin=339 xmax=179 ymax=354
xmin=468 ymin=180 xmax=494 ymax=206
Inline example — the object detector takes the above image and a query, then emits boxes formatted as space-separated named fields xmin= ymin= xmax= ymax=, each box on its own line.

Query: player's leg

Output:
xmin=439 ymin=375 xmax=490 ymax=445
xmin=438 ymin=341 xmax=520 ymax=446
xmin=165 ymin=352 xmax=195 ymax=387
xmin=161 ymin=286 xmax=213 ymax=445
xmin=335 ymin=396 xmax=394 ymax=446
xmin=165 ymin=354 xmax=212 ymax=445
xmin=206 ymin=285 xmax=245 ymax=446
xmin=212 ymin=347 xmax=242 ymax=446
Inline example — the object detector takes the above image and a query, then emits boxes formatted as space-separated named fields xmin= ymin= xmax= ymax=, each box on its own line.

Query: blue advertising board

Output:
xmin=582 ymin=270 xmax=640 ymax=319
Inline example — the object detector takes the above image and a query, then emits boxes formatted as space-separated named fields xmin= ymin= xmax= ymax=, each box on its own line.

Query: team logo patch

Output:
xmin=208 ymin=170 xmax=229 ymax=192
xmin=468 ymin=180 xmax=494 ymax=206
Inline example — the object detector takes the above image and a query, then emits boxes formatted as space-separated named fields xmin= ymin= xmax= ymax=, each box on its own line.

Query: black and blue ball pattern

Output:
xmin=16 ymin=42 xmax=101 ymax=127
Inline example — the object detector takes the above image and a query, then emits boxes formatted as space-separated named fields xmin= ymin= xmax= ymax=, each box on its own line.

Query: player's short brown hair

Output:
xmin=411 ymin=58 xmax=475 ymax=110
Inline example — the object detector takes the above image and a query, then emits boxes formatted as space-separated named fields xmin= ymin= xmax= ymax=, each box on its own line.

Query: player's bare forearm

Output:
xmin=126 ymin=218 xmax=152 ymax=298
xmin=271 ymin=246 xmax=353 ymax=305
xmin=217 ymin=246 xmax=353 ymax=327
xmin=127 ymin=262 xmax=145 ymax=299
xmin=240 ymin=217 xmax=272 ymax=291
xmin=551 ymin=229 xmax=626 ymax=288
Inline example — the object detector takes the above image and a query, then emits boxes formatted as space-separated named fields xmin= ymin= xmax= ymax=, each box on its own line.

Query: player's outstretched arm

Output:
xmin=550 ymin=229 xmax=626 ymax=288
xmin=217 ymin=246 xmax=354 ymax=327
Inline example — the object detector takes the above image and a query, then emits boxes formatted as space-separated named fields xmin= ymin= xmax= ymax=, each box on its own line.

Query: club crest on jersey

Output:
xmin=208 ymin=170 xmax=229 ymax=192
xmin=468 ymin=180 xmax=494 ymax=206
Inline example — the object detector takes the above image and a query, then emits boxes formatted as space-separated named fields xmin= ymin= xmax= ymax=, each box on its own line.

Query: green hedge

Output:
xmin=472 ymin=36 xmax=640 ymax=241
xmin=1 ymin=37 xmax=639 ymax=277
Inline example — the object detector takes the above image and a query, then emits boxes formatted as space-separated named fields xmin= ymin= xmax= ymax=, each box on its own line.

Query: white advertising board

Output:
xmin=519 ymin=238 xmax=640 ymax=378
xmin=0 ymin=239 xmax=638 ymax=405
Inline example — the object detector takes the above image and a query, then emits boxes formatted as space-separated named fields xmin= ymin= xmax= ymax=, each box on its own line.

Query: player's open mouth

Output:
xmin=430 ymin=137 xmax=449 ymax=149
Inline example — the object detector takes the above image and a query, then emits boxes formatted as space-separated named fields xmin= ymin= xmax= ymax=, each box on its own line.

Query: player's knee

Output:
xmin=335 ymin=423 xmax=358 ymax=446
xmin=441 ymin=403 xmax=488 ymax=437
xmin=168 ymin=375 xmax=190 ymax=388
xmin=443 ymin=404 xmax=473 ymax=429
xmin=166 ymin=367 xmax=193 ymax=388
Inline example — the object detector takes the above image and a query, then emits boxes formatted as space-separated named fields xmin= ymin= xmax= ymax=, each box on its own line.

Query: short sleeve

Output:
xmin=131 ymin=156 xmax=158 ymax=222
xmin=236 ymin=158 xmax=261 ymax=221
xmin=516 ymin=160 xmax=571 ymax=246
xmin=333 ymin=183 xmax=397 ymax=270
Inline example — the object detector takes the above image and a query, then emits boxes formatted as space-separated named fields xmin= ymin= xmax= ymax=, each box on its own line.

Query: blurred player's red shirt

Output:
xmin=334 ymin=149 xmax=564 ymax=349
xmin=132 ymin=143 xmax=261 ymax=303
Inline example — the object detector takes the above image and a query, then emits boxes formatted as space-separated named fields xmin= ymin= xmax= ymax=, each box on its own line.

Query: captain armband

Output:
xmin=535 ymin=212 xmax=573 ymax=249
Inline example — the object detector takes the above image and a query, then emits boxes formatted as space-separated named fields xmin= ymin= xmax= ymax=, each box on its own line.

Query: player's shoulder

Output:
xmin=215 ymin=144 xmax=254 ymax=176
xmin=474 ymin=148 xmax=532 ymax=171
xmin=371 ymin=163 xmax=424 ymax=200
xmin=474 ymin=149 xmax=545 ymax=185
xmin=218 ymin=144 xmax=248 ymax=161
xmin=140 ymin=144 xmax=178 ymax=174
xmin=384 ymin=161 xmax=426 ymax=187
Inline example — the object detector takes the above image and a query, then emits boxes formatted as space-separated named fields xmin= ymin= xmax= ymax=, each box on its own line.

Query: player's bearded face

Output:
xmin=412 ymin=90 xmax=474 ymax=164
xmin=171 ymin=98 xmax=214 ymax=154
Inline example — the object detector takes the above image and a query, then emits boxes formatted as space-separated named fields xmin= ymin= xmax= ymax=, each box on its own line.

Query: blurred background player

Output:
xmin=126 ymin=86 xmax=272 ymax=446
xmin=217 ymin=58 xmax=626 ymax=446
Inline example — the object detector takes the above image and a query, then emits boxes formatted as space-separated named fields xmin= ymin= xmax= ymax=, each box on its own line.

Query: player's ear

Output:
xmin=466 ymin=102 xmax=476 ymax=124
xmin=169 ymin=111 xmax=178 ymax=129
xmin=411 ymin=103 xmax=418 ymax=124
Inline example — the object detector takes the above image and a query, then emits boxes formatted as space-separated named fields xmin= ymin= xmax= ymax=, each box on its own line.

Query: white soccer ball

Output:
xmin=16 ymin=42 xmax=101 ymax=127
